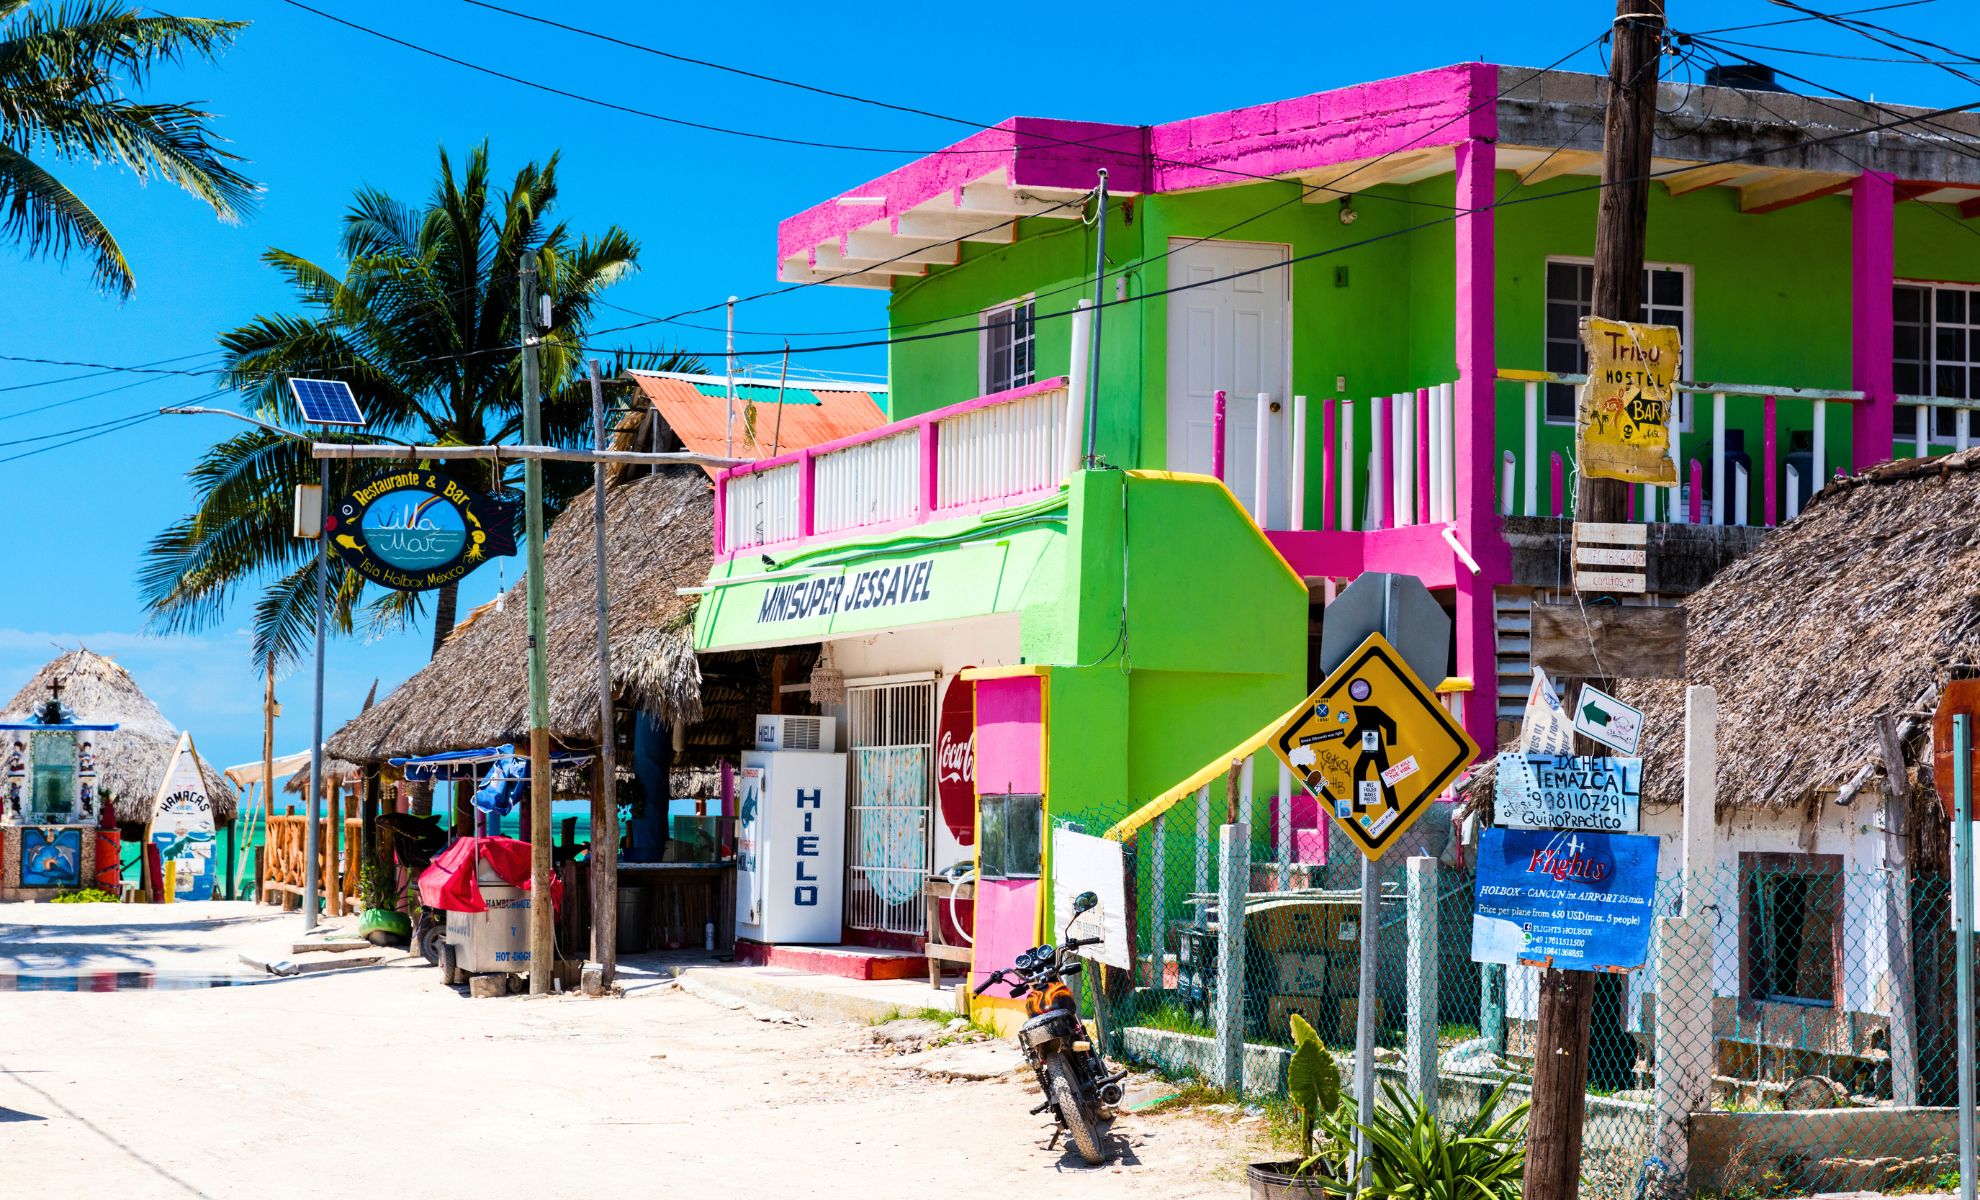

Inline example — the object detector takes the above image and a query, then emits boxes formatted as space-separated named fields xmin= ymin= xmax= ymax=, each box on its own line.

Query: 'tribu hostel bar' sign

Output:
xmin=755 ymin=559 xmax=935 ymax=625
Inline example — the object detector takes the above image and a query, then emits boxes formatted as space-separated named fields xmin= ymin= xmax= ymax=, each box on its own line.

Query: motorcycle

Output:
xmin=973 ymin=890 xmax=1129 ymax=1165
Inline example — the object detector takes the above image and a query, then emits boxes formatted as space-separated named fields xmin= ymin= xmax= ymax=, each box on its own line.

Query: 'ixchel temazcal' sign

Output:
xmin=1493 ymin=752 xmax=1642 ymax=832
xmin=331 ymin=468 xmax=515 ymax=593
xmin=1577 ymin=316 xmax=1680 ymax=486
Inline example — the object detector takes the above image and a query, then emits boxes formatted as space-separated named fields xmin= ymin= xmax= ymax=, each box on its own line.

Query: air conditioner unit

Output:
xmin=754 ymin=714 xmax=836 ymax=753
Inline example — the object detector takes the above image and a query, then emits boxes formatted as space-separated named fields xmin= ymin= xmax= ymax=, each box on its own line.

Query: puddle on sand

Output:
xmin=0 ymin=970 xmax=280 ymax=993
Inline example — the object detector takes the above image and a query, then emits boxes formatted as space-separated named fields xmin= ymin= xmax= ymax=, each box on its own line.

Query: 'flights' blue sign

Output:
xmin=1471 ymin=827 xmax=1660 ymax=972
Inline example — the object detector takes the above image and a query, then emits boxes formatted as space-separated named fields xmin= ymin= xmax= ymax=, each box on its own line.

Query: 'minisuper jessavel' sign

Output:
xmin=756 ymin=559 xmax=934 ymax=624
xmin=1493 ymin=752 xmax=1642 ymax=832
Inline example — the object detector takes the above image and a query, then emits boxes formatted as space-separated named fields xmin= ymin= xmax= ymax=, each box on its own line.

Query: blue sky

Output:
xmin=2 ymin=0 xmax=1975 ymax=780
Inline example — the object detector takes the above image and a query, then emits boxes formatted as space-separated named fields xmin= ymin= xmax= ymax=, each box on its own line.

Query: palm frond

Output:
xmin=0 ymin=140 xmax=129 ymax=292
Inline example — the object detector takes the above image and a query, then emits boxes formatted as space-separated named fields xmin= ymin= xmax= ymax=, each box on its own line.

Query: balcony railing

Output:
xmin=716 ymin=376 xmax=1073 ymax=558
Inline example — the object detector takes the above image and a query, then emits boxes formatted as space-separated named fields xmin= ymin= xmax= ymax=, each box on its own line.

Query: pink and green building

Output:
xmin=692 ymin=61 xmax=1980 ymax=975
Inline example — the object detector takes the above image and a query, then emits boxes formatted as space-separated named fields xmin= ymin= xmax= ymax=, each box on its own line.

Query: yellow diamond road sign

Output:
xmin=1270 ymin=632 xmax=1480 ymax=861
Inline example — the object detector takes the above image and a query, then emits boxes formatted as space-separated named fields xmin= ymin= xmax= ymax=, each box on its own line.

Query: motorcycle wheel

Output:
xmin=1045 ymin=1054 xmax=1106 ymax=1166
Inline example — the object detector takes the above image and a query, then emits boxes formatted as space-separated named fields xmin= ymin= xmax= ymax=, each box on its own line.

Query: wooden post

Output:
xmin=1215 ymin=820 xmax=1249 ymax=1093
xmin=590 ymin=757 xmax=618 ymax=984
xmin=260 ymin=651 xmax=275 ymax=895
xmin=1877 ymin=714 xmax=1921 ymax=1105
xmin=360 ymin=769 xmax=379 ymax=912
xmin=1531 ymin=5 xmax=1665 ymax=1199
xmin=1225 ymin=759 xmax=1243 ymax=827
xmin=322 ymin=776 xmax=341 ymax=917
xmin=1405 ymin=855 xmax=1440 ymax=1116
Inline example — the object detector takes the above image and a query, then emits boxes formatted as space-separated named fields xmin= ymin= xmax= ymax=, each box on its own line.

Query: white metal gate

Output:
xmin=846 ymin=679 xmax=935 ymax=936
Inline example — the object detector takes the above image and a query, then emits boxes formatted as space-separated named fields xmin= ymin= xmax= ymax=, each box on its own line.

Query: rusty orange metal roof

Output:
xmin=629 ymin=371 xmax=887 ymax=473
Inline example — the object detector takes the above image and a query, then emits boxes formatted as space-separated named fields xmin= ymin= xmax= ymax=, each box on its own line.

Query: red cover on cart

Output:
xmin=417 ymin=836 xmax=561 ymax=913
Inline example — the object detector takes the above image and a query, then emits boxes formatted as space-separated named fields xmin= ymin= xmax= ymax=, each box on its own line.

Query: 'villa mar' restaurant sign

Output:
xmin=331 ymin=468 xmax=515 ymax=593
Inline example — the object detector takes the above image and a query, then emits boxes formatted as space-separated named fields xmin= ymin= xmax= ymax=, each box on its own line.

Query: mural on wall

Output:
xmin=5 ymin=739 xmax=22 ymax=818
xmin=148 ymin=732 xmax=215 ymax=901
xmin=22 ymin=826 xmax=81 ymax=888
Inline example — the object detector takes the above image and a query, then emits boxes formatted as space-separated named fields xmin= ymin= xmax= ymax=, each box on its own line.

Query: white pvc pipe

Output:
xmin=1641 ymin=482 xmax=1656 ymax=524
xmin=1255 ymin=391 xmax=1271 ymax=526
xmin=1786 ymin=463 xmax=1802 ymax=521
xmin=1711 ymin=392 xmax=1727 ymax=527
xmin=1500 ymin=450 xmax=1515 ymax=517
xmin=1916 ymin=404 xmax=1930 ymax=459
xmin=1065 ymin=301 xmax=1091 ymax=478
xmin=1733 ymin=462 xmax=1749 ymax=526
xmin=1522 ymin=381 xmax=1539 ymax=518
xmin=1443 ymin=382 xmax=1457 ymax=522
xmin=1812 ymin=399 xmax=1827 ymax=495
xmin=1369 ymin=397 xmax=1387 ymax=531
xmin=1960 ymin=408 xmax=1972 ymax=453
xmin=1340 ymin=399 xmax=1356 ymax=532
xmin=1291 ymin=394 xmax=1308 ymax=531
xmin=1669 ymin=398 xmax=1683 ymax=526
xmin=1394 ymin=391 xmax=1414 ymax=527
xmin=1426 ymin=384 xmax=1443 ymax=524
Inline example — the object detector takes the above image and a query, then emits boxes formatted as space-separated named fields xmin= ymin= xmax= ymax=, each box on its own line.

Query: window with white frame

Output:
xmin=1543 ymin=259 xmax=1691 ymax=426
xmin=1893 ymin=281 xmax=1977 ymax=442
xmin=980 ymin=299 xmax=1036 ymax=395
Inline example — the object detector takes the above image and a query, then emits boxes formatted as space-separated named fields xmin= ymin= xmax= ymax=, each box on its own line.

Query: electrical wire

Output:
xmin=0 ymin=369 xmax=195 ymax=423
xmin=1693 ymin=0 xmax=1936 ymax=35
xmin=573 ymin=95 xmax=1980 ymax=361
xmin=0 ymin=412 xmax=164 ymax=465
xmin=0 ymin=349 xmax=221 ymax=391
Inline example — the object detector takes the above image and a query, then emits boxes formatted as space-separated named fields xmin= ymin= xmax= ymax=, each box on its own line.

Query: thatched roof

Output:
xmin=1615 ymin=448 xmax=1980 ymax=814
xmin=327 ymin=468 xmax=710 ymax=763
xmin=0 ymin=649 xmax=236 ymax=823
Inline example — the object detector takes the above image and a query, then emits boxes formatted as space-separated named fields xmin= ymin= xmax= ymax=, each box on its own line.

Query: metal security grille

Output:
xmin=845 ymin=679 xmax=935 ymax=936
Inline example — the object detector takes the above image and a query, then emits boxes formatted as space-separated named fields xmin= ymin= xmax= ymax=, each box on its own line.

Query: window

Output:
xmin=29 ymin=731 xmax=75 ymax=817
xmin=1893 ymin=282 xmax=1977 ymax=442
xmin=1741 ymin=852 xmax=1841 ymax=1007
xmin=981 ymin=299 xmax=1036 ymax=395
xmin=976 ymin=792 xmax=1043 ymax=879
xmin=1543 ymin=259 xmax=1691 ymax=425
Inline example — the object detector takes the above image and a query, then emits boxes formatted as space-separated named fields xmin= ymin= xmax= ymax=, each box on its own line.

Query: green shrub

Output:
xmin=51 ymin=887 xmax=119 ymax=904
xmin=1344 ymin=1081 xmax=1529 ymax=1200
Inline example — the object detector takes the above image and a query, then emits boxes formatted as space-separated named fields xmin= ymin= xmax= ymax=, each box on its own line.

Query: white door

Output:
xmin=1165 ymin=238 xmax=1291 ymax=524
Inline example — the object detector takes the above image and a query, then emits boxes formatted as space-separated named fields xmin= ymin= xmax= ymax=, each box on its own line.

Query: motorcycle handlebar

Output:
xmin=972 ymin=970 xmax=1005 ymax=996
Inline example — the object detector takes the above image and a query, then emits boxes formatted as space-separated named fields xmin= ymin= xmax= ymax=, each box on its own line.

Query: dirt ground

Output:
xmin=0 ymin=902 xmax=1266 ymax=1199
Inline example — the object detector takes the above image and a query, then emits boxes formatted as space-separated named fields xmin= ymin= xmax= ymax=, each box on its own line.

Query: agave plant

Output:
xmin=1350 ymin=1081 xmax=1530 ymax=1200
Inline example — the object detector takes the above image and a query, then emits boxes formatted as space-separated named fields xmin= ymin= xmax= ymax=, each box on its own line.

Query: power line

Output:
xmin=1693 ymin=0 xmax=1936 ymax=35
xmin=575 ymin=96 xmax=1980 ymax=362
xmin=0 ymin=370 xmax=192 ymax=423
xmin=0 ymin=349 xmax=220 ymax=392
xmin=0 ymin=412 xmax=164 ymax=465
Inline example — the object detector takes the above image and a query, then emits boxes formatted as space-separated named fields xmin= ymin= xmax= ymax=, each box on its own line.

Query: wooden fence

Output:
xmin=259 ymin=814 xmax=362 ymax=914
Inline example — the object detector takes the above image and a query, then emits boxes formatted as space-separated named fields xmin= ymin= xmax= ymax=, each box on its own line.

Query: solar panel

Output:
xmin=289 ymin=378 xmax=367 ymax=427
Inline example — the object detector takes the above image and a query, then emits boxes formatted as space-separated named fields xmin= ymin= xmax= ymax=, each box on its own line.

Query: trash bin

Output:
xmin=616 ymin=884 xmax=651 ymax=954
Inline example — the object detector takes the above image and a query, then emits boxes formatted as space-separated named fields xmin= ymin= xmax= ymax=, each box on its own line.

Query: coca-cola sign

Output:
xmin=936 ymin=673 xmax=976 ymax=847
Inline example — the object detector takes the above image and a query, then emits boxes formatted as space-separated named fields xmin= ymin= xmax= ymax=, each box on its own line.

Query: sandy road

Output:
xmin=0 ymin=903 xmax=1262 ymax=1199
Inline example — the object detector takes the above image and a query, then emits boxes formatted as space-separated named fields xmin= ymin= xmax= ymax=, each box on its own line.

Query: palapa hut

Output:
xmin=0 ymin=649 xmax=234 ymax=898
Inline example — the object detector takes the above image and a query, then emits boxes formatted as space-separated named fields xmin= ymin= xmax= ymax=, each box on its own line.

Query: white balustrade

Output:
xmin=934 ymin=384 xmax=1068 ymax=512
xmin=723 ymin=460 xmax=801 ymax=552
xmin=813 ymin=429 xmax=919 ymax=536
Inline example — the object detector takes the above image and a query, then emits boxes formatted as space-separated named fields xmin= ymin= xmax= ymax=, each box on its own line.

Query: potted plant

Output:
xmin=358 ymin=855 xmax=410 ymax=946
xmin=1249 ymin=1013 xmax=1351 ymax=1199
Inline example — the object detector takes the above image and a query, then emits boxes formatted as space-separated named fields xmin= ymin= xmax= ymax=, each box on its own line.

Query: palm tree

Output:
xmin=140 ymin=143 xmax=684 ymax=669
xmin=0 ymin=0 xmax=256 ymax=296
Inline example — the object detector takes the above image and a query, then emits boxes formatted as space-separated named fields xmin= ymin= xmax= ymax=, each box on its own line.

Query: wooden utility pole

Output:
xmin=1527 ymin=5 xmax=1666 ymax=1200
xmin=587 ymin=358 xmax=619 ymax=989
xmin=261 ymin=652 xmax=276 ymax=893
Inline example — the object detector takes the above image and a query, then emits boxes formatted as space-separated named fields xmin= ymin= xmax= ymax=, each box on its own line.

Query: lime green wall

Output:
xmin=886 ymin=171 xmax=1980 ymax=523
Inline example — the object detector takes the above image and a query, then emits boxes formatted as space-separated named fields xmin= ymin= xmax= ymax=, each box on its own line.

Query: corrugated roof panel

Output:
xmin=630 ymin=373 xmax=887 ymax=474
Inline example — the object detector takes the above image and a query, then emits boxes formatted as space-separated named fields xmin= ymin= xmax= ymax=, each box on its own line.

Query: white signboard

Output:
xmin=1573 ymin=683 xmax=1644 ymax=755
xmin=148 ymin=732 xmax=216 ymax=901
xmin=1520 ymin=666 xmax=1576 ymax=756
xmin=1051 ymin=827 xmax=1130 ymax=970
xmin=1493 ymin=753 xmax=1642 ymax=832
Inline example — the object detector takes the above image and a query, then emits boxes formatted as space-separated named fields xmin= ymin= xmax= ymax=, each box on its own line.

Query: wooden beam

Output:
xmin=1519 ymin=149 xmax=1603 ymax=188
xmin=1960 ymin=195 xmax=1980 ymax=221
xmin=809 ymin=245 xmax=925 ymax=277
xmin=893 ymin=210 xmax=1015 ymax=244
xmin=952 ymin=182 xmax=1085 ymax=219
xmin=776 ymin=256 xmax=898 ymax=290
xmin=1738 ymin=170 xmax=1856 ymax=214
xmin=1660 ymin=161 xmax=1755 ymax=198
xmin=1300 ymin=146 xmax=1451 ymax=200
xmin=1530 ymin=604 xmax=1688 ymax=680
xmin=842 ymin=230 xmax=960 ymax=267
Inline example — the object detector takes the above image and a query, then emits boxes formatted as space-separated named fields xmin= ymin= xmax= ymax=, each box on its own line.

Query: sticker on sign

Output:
xmin=1573 ymin=684 xmax=1643 ymax=755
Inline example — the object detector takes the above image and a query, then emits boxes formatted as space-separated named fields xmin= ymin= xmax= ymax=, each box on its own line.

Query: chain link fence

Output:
xmin=1058 ymin=764 xmax=1970 ymax=1200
